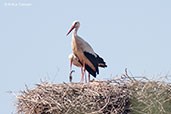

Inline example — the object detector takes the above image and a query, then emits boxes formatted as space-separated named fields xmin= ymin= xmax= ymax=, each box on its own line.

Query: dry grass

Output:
xmin=15 ymin=69 xmax=171 ymax=114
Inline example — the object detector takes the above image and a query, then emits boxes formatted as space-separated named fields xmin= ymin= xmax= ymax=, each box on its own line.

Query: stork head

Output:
xmin=66 ymin=20 xmax=80 ymax=36
xmin=72 ymin=20 xmax=80 ymax=28
xmin=68 ymin=53 xmax=74 ymax=60
xmin=68 ymin=53 xmax=78 ymax=61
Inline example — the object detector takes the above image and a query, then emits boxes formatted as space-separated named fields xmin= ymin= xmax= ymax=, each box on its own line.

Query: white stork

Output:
xmin=66 ymin=21 xmax=107 ymax=82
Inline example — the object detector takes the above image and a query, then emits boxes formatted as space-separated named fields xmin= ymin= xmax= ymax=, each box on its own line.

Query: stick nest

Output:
xmin=16 ymin=81 xmax=130 ymax=114
xmin=16 ymin=69 xmax=171 ymax=114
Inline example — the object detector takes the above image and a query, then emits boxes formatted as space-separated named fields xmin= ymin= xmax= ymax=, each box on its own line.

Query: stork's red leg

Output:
xmin=80 ymin=66 xmax=84 ymax=83
xmin=80 ymin=61 xmax=86 ymax=83
xmin=81 ymin=66 xmax=83 ymax=74
xmin=85 ymin=71 xmax=87 ymax=83
xmin=83 ymin=61 xmax=86 ymax=82
xmin=88 ymin=73 xmax=90 ymax=82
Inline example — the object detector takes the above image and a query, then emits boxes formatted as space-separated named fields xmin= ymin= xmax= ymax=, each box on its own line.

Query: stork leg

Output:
xmin=85 ymin=71 xmax=87 ymax=83
xmin=81 ymin=64 xmax=87 ymax=83
xmin=81 ymin=61 xmax=86 ymax=83
xmin=83 ymin=61 xmax=86 ymax=82
xmin=88 ymin=73 xmax=90 ymax=82
xmin=80 ymin=66 xmax=84 ymax=83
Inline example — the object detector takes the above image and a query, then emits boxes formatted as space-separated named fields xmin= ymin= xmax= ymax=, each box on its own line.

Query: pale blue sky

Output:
xmin=0 ymin=0 xmax=171 ymax=113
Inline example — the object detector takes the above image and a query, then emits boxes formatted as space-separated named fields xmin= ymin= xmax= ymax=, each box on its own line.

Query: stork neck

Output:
xmin=73 ymin=28 xmax=78 ymax=37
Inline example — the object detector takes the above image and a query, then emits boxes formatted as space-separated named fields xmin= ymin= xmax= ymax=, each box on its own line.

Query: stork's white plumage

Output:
xmin=67 ymin=21 xmax=107 ymax=82
xmin=69 ymin=53 xmax=88 ymax=82
xmin=68 ymin=53 xmax=81 ymax=68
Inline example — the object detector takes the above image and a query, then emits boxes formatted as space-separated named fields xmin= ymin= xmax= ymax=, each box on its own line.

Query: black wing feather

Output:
xmin=83 ymin=51 xmax=99 ymax=74
xmin=95 ymin=53 xmax=107 ymax=68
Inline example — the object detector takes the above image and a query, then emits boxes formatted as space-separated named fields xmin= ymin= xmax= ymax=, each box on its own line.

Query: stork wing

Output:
xmin=78 ymin=60 xmax=97 ymax=77
xmin=85 ymin=64 xmax=97 ymax=77
xmin=95 ymin=53 xmax=107 ymax=68
xmin=83 ymin=51 xmax=99 ymax=74
xmin=77 ymin=36 xmax=97 ymax=57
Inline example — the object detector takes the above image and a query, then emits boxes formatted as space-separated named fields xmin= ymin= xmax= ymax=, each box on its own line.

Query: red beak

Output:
xmin=66 ymin=25 xmax=75 ymax=36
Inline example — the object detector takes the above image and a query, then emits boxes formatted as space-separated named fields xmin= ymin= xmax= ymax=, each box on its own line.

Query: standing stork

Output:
xmin=66 ymin=21 xmax=107 ymax=82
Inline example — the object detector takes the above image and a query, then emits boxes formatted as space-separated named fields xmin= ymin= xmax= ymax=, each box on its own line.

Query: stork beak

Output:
xmin=66 ymin=25 xmax=75 ymax=36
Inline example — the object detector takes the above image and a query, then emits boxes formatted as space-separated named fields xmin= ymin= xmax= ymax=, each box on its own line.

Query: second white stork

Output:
xmin=69 ymin=53 xmax=87 ymax=82
xmin=67 ymin=20 xmax=107 ymax=82
xmin=69 ymin=53 xmax=107 ymax=82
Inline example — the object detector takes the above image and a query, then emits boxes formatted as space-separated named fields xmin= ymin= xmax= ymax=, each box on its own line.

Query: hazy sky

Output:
xmin=1 ymin=0 xmax=171 ymax=113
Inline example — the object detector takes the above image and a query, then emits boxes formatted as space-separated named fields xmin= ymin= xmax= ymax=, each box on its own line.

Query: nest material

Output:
xmin=16 ymin=69 xmax=171 ymax=114
xmin=16 ymin=81 xmax=130 ymax=114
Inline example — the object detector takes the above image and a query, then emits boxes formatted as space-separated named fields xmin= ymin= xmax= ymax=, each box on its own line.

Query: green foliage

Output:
xmin=129 ymin=81 xmax=171 ymax=114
